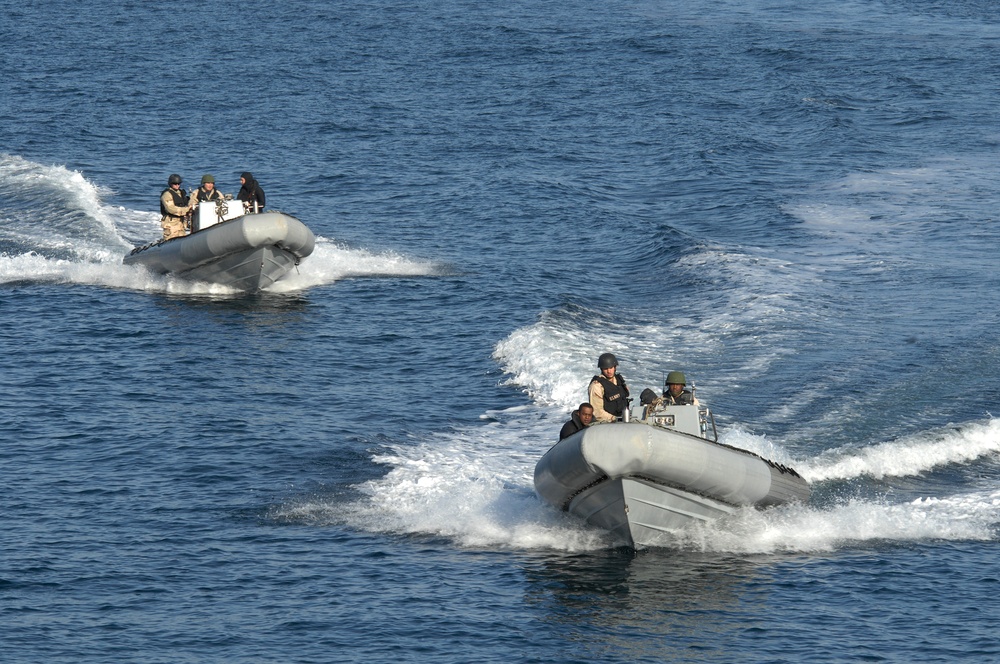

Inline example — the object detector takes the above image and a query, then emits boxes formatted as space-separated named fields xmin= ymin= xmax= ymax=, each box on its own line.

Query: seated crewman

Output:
xmin=559 ymin=403 xmax=594 ymax=440
xmin=662 ymin=371 xmax=699 ymax=406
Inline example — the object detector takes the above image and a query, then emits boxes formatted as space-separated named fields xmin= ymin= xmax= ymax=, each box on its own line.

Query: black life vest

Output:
xmin=194 ymin=186 xmax=223 ymax=203
xmin=663 ymin=389 xmax=694 ymax=406
xmin=592 ymin=374 xmax=629 ymax=417
xmin=160 ymin=187 xmax=190 ymax=216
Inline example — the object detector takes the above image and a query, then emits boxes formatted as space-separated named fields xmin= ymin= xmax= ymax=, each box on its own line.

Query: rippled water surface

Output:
xmin=2 ymin=0 xmax=1000 ymax=661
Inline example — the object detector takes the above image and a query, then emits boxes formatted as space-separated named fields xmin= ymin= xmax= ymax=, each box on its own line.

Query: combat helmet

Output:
xmin=167 ymin=173 xmax=182 ymax=185
xmin=597 ymin=353 xmax=618 ymax=370
xmin=665 ymin=370 xmax=687 ymax=385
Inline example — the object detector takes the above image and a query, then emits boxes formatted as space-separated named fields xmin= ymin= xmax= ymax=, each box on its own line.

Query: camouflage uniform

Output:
xmin=160 ymin=186 xmax=192 ymax=240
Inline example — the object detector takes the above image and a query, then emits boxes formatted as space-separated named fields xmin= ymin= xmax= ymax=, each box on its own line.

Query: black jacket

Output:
xmin=559 ymin=410 xmax=589 ymax=440
xmin=237 ymin=171 xmax=266 ymax=209
xmin=662 ymin=389 xmax=695 ymax=405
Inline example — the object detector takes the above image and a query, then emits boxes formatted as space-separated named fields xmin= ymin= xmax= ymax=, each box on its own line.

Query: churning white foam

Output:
xmin=800 ymin=418 xmax=1000 ymax=483
xmin=673 ymin=490 xmax=998 ymax=554
xmin=489 ymin=246 xmax=823 ymax=417
xmin=267 ymin=237 xmax=442 ymax=293
xmin=273 ymin=406 xmax=613 ymax=552
xmin=492 ymin=311 xmax=732 ymax=412
xmin=0 ymin=154 xmax=441 ymax=294
xmin=0 ymin=234 xmax=439 ymax=295
xmin=272 ymin=402 xmax=1000 ymax=554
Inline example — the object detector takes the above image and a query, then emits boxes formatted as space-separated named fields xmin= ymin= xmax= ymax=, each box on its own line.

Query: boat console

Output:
xmin=637 ymin=403 xmax=718 ymax=441
xmin=192 ymin=197 xmax=247 ymax=232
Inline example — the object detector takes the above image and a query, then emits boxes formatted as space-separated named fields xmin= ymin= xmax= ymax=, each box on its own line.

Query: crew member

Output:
xmin=662 ymin=371 xmax=698 ymax=406
xmin=160 ymin=173 xmax=192 ymax=240
xmin=559 ymin=403 xmax=594 ymax=440
xmin=588 ymin=353 xmax=630 ymax=423
xmin=237 ymin=171 xmax=266 ymax=212
xmin=191 ymin=174 xmax=226 ymax=204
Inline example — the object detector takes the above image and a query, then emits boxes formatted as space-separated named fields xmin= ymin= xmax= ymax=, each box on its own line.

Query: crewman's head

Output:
xmin=665 ymin=371 xmax=687 ymax=397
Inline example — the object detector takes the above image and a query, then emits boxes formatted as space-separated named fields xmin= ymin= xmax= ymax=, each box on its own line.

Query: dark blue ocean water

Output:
xmin=3 ymin=0 xmax=1000 ymax=661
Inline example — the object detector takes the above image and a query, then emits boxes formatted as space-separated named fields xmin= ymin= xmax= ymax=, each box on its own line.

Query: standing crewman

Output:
xmin=160 ymin=173 xmax=192 ymax=240
xmin=588 ymin=353 xmax=630 ymax=423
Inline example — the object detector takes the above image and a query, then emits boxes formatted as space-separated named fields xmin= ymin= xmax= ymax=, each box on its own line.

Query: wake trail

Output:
xmin=799 ymin=418 xmax=1000 ymax=483
xmin=0 ymin=153 xmax=443 ymax=293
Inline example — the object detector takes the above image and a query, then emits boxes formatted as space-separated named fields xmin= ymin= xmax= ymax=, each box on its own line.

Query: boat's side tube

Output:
xmin=578 ymin=424 xmax=775 ymax=505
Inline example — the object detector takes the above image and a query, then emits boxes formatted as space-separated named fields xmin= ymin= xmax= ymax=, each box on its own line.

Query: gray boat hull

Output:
xmin=124 ymin=212 xmax=315 ymax=292
xmin=534 ymin=409 xmax=811 ymax=548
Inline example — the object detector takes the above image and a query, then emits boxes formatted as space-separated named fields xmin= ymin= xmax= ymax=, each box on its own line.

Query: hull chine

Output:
xmin=571 ymin=476 xmax=738 ymax=548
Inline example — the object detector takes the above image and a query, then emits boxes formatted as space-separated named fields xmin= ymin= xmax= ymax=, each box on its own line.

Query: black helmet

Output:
xmin=168 ymin=173 xmax=182 ymax=185
xmin=597 ymin=353 xmax=618 ymax=370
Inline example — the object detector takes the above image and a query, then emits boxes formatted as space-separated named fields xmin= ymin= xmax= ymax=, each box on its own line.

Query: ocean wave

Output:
xmin=799 ymin=418 xmax=1000 ymax=483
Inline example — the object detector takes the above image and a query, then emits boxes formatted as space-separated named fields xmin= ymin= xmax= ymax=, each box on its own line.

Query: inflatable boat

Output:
xmin=534 ymin=400 xmax=811 ymax=548
xmin=124 ymin=201 xmax=315 ymax=292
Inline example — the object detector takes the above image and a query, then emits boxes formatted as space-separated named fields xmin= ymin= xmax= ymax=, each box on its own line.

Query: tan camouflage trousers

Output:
xmin=161 ymin=215 xmax=186 ymax=240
